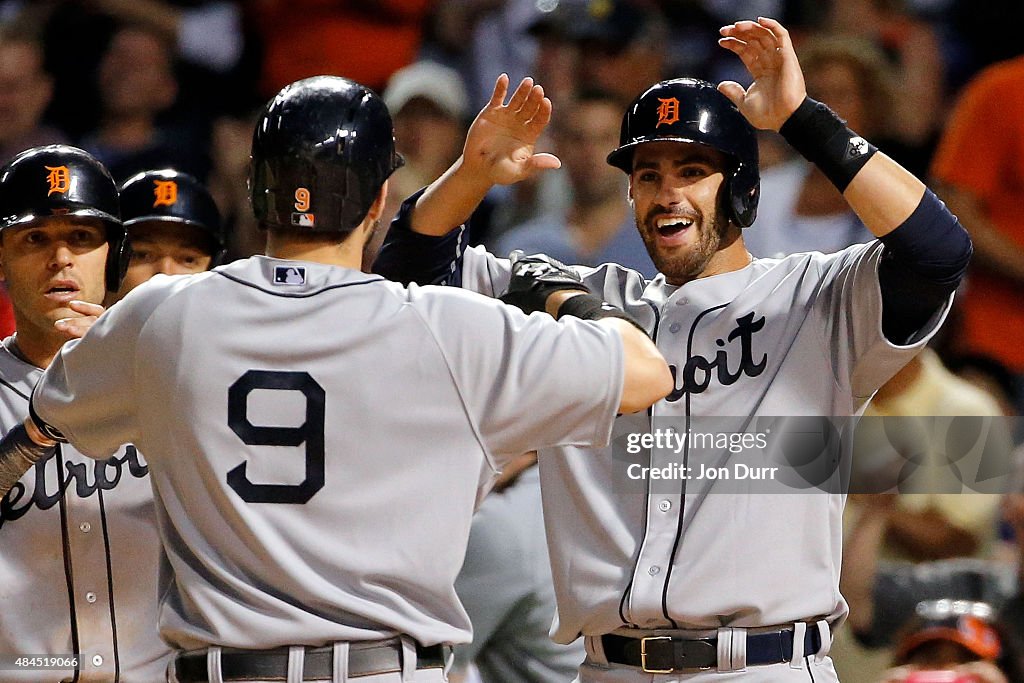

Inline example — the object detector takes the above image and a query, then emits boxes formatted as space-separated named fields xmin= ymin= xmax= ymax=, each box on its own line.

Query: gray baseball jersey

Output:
xmin=0 ymin=338 xmax=171 ymax=682
xmin=396 ymin=239 xmax=948 ymax=643
xmin=30 ymin=256 xmax=625 ymax=653
xmin=454 ymin=465 xmax=585 ymax=681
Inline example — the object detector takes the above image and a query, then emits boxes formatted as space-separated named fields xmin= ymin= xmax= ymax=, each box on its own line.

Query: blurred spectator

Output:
xmin=206 ymin=110 xmax=264 ymax=261
xmin=0 ymin=30 xmax=62 ymax=337
xmin=383 ymin=61 xmax=471 ymax=223
xmin=946 ymin=355 xmax=1019 ymax=427
xmin=0 ymin=31 xmax=66 ymax=163
xmin=252 ymin=0 xmax=435 ymax=97
xmin=450 ymin=454 xmax=585 ymax=683
xmin=656 ymin=0 xmax=795 ymax=87
xmin=493 ymin=88 xmax=655 ymax=278
xmin=840 ymin=494 xmax=1022 ymax=682
xmin=834 ymin=349 xmax=1010 ymax=683
xmin=948 ymin=0 xmax=1024 ymax=78
xmin=431 ymin=1 xmax=671 ymax=239
xmin=432 ymin=0 xmax=548 ymax=110
xmin=842 ymin=494 xmax=1016 ymax=644
xmin=876 ymin=599 xmax=1020 ymax=683
xmin=826 ymin=0 xmax=945 ymax=177
xmin=85 ymin=1 xmax=257 ymax=124
xmin=86 ymin=0 xmax=243 ymax=74
xmin=997 ymin=482 xmax=1024 ymax=677
xmin=364 ymin=60 xmax=500 ymax=268
xmin=6 ymin=1 xmax=254 ymax=146
xmin=745 ymin=36 xmax=885 ymax=257
xmin=559 ymin=0 xmax=669 ymax=107
xmin=929 ymin=55 xmax=1024 ymax=400
xmin=861 ymin=350 xmax=1006 ymax=562
xmin=80 ymin=25 xmax=207 ymax=182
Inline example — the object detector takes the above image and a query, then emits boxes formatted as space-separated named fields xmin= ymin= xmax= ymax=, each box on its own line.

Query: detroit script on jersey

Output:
xmin=665 ymin=310 xmax=767 ymax=401
xmin=0 ymin=338 xmax=172 ymax=683
xmin=0 ymin=445 xmax=147 ymax=528
xmin=437 ymin=240 xmax=947 ymax=641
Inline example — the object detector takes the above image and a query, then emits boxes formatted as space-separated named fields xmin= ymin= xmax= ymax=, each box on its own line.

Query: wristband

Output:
xmin=779 ymin=97 xmax=878 ymax=192
xmin=29 ymin=400 xmax=67 ymax=443
xmin=557 ymin=293 xmax=648 ymax=334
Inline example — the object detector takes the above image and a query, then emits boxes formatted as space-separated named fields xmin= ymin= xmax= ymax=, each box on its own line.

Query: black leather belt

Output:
xmin=174 ymin=639 xmax=447 ymax=682
xmin=602 ymin=626 xmax=822 ymax=673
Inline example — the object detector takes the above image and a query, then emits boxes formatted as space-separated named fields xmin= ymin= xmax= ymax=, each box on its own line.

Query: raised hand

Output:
xmin=461 ymin=74 xmax=561 ymax=186
xmin=717 ymin=17 xmax=806 ymax=131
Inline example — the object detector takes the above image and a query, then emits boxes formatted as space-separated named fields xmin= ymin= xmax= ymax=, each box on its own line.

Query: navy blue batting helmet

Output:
xmin=0 ymin=145 xmax=128 ymax=290
xmin=607 ymin=78 xmax=760 ymax=228
xmin=119 ymin=169 xmax=226 ymax=265
xmin=249 ymin=76 xmax=404 ymax=234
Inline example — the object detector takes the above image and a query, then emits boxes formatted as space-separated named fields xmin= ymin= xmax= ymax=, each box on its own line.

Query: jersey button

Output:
xmin=668 ymin=322 xmax=681 ymax=334
xmin=79 ymin=522 xmax=91 ymax=533
xmin=85 ymin=592 xmax=97 ymax=603
xmin=648 ymin=565 xmax=661 ymax=576
xmin=658 ymin=500 xmax=671 ymax=512
xmin=92 ymin=655 xmax=103 ymax=667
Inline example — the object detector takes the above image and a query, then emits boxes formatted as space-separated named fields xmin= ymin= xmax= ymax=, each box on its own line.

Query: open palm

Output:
xmin=462 ymin=74 xmax=561 ymax=186
xmin=717 ymin=17 xmax=806 ymax=131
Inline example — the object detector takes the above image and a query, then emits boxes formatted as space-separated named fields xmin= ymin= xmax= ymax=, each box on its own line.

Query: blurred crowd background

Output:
xmin=2 ymin=1 xmax=1023 ymax=682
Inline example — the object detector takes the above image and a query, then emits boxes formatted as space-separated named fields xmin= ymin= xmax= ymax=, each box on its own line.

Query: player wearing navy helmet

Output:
xmin=374 ymin=17 xmax=973 ymax=682
xmin=0 ymin=76 xmax=672 ymax=683
xmin=116 ymin=169 xmax=226 ymax=296
xmin=0 ymin=145 xmax=171 ymax=682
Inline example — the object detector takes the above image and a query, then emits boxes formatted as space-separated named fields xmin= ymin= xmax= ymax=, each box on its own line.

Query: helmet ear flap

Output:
xmin=105 ymin=227 xmax=131 ymax=292
xmin=728 ymin=163 xmax=759 ymax=228
xmin=208 ymin=247 xmax=228 ymax=267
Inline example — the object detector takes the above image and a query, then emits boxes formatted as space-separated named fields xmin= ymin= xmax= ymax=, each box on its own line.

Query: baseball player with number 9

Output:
xmin=0 ymin=75 xmax=672 ymax=683
xmin=374 ymin=17 xmax=972 ymax=681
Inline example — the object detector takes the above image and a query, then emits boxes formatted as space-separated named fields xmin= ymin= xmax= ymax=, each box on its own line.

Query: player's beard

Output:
xmin=636 ymin=204 xmax=729 ymax=285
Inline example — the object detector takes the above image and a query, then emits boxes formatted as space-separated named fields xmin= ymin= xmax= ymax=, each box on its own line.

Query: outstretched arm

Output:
xmin=717 ymin=17 xmax=924 ymax=236
xmin=408 ymin=74 xmax=560 ymax=237
xmin=718 ymin=17 xmax=971 ymax=344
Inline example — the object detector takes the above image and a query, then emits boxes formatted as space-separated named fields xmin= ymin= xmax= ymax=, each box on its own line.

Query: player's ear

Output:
xmin=364 ymin=180 xmax=389 ymax=226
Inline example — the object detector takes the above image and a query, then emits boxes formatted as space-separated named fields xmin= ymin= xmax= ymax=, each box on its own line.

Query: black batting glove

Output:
xmin=498 ymin=251 xmax=590 ymax=314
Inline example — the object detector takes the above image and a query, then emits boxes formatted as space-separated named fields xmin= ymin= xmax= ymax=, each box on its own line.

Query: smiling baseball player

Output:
xmin=0 ymin=76 xmax=671 ymax=683
xmin=373 ymin=17 xmax=972 ymax=681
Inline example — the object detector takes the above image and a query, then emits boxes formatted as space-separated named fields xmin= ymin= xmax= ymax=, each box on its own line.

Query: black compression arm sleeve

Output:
xmin=877 ymin=190 xmax=972 ymax=344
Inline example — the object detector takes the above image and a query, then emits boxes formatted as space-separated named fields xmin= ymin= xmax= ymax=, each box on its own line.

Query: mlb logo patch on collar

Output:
xmin=273 ymin=266 xmax=306 ymax=285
